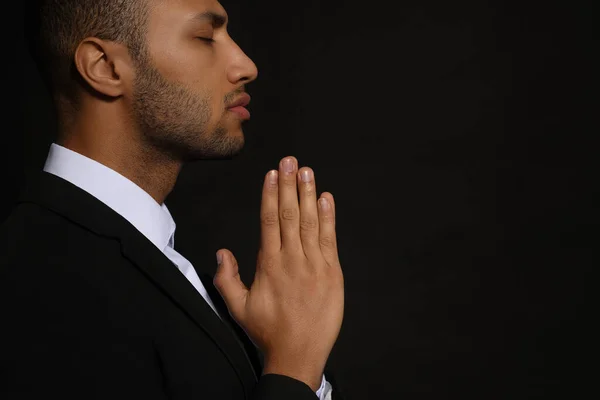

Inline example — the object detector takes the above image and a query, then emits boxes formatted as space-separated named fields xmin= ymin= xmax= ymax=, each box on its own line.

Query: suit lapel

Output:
xmin=117 ymin=231 xmax=260 ymax=392
xmin=18 ymin=172 xmax=258 ymax=398
xmin=198 ymin=272 xmax=264 ymax=377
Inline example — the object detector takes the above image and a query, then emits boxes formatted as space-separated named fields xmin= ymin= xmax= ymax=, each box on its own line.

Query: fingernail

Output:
xmin=282 ymin=157 xmax=295 ymax=174
xmin=268 ymin=170 xmax=278 ymax=184
xmin=216 ymin=252 xmax=223 ymax=265
xmin=319 ymin=197 xmax=330 ymax=210
xmin=300 ymin=169 xmax=313 ymax=183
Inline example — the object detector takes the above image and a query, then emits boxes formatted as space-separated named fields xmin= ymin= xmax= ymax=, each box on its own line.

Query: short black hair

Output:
xmin=25 ymin=0 xmax=152 ymax=100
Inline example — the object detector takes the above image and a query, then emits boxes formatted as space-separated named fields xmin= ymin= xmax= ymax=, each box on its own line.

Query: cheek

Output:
xmin=149 ymin=37 xmax=215 ymax=80
xmin=197 ymin=72 xmax=227 ymax=118
xmin=145 ymin=39 xmax=226 ymax=120
xmin=160 ymin=55 xmax=225 ymax=111
xmin=195 ymin=83 xmax=227 ymax=128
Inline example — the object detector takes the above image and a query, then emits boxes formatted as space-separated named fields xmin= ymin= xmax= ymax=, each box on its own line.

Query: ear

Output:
xmin=73 ymin=37 xmax=133 ymax=98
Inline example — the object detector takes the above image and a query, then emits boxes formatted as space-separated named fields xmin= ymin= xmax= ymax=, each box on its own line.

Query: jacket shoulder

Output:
xmin=0 ymin=202 xmax=121 ymax=275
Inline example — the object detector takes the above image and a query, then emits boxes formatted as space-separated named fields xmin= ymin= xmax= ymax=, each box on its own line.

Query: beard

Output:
xmin=131 ymin=57 xmax=245 ymax=163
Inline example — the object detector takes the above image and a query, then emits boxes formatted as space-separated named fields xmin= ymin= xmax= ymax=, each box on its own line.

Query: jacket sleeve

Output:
xmin=252 ymin=365 xmax=347 ymax=400
xmin=253 ymin=374 xmax=319 ymax=400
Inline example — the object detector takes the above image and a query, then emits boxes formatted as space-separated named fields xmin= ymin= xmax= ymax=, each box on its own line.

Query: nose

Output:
xmin=226 ymin=40 xmax=258 ymax=85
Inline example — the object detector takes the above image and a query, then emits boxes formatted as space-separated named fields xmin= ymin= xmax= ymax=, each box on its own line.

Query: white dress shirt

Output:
xmin=43 ymin=143 xmax=331 ymax=399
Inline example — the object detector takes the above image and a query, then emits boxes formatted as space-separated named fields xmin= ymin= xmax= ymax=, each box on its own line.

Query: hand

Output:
xmin=214 ymin=156 xmax=344 ymax=391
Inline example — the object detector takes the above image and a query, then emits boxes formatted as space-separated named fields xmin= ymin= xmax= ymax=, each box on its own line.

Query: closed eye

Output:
xmin=197 ymin=37 xmax=215 ymax=43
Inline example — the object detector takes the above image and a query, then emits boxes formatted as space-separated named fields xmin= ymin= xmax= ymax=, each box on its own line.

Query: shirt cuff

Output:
xmin=316 ymin=374 xmax=333 ymax=400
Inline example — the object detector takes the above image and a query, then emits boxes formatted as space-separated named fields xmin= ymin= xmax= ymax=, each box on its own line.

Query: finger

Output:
xmin=260 ymin=170 xmax=281 ymax=251
xmin=278 ymin=156 xmax=301 ymax=250
xmin=213 ymin=249 xmax=249 ymax=323
xmin=320 ymin=192 xmax=336 ymax=220
xmin=317 ymin=192 xmax=339 ymax=266
xmin=297 ymin=167 xmax=320 ymax=257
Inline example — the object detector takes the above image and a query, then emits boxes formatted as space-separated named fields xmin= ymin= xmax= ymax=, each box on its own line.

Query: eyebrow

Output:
xmin=189 ymin=11 xmax=228 ymax=28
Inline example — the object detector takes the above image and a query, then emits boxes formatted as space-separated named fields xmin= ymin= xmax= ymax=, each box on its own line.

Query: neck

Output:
xmin=58 ymin=102 xmax=183 ymax=205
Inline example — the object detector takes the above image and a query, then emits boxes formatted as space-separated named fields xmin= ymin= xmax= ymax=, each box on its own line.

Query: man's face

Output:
xmin=131 ymin=0 xmax=258 ymax=161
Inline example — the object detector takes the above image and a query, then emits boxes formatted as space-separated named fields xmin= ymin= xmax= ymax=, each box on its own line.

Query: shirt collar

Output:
xmin=43 ymin=143 xmax=176 ymax=251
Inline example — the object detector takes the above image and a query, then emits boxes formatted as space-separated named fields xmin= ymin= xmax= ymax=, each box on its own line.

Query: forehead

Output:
xmin=149 ymin=0 xmax=227 ymax=27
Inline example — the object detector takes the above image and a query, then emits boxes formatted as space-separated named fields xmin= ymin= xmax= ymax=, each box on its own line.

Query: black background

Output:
xmin=11 ymin=0 xmax=594 ymax=398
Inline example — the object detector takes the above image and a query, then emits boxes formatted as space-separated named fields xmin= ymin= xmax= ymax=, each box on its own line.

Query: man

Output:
xmin=2 ymin=0 xmax=345 ymax=399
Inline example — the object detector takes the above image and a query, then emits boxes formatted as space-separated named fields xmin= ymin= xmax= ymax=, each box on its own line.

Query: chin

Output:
xmin=186 ymin=134 xmax=245 ymax=161
xmin=227 ymin=132 xmax=246 ymax=156
xmin=230 ymin=126 xmax=245 ymax=138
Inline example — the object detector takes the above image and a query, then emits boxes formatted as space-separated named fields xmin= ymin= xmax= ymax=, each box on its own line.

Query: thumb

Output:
xmin=213 ymin=249 xmax=248 ymax=322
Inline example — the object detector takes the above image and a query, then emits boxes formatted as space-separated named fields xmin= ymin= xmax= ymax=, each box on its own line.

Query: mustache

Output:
xmin=224 ymin=86 xmax=246 ymax=106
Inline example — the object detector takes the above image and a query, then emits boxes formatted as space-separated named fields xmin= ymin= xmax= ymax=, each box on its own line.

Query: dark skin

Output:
xmin=65 ymin=0 xmax=257 ymax=204
xmin=62 ymin=0 xmax=344 ymax=392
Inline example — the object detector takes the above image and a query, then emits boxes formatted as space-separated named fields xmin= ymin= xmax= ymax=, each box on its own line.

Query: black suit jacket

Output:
xmin=1 ymin=172 xmax=344 ymax=400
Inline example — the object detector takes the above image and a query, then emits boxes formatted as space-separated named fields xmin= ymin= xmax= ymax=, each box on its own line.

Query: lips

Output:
xmin=227 ymin=93 xmax=251 ymax=119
